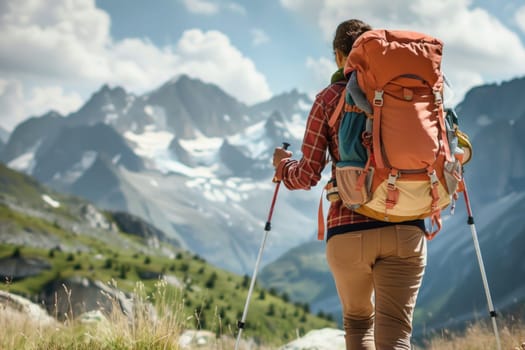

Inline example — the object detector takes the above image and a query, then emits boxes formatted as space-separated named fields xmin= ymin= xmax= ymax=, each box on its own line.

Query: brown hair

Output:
xmin=332 ymin=19 xmax=372 ymax=56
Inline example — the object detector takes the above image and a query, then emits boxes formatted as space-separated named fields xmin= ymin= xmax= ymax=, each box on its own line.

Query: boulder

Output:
xmin=0 ymin=290 xmax=56 ymax=327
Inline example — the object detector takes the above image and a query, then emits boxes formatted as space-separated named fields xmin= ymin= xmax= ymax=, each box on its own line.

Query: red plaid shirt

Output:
xmin=278 ymin=79 xmax=376 ymax=233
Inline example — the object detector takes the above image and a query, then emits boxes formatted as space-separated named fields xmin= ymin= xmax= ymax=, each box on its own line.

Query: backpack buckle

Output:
xmin=387 ymin=169 xmax=399 ymax=187
xmin=434 ymin=90 xmax=443 ymax=105
xmin=373 ymin=90 xmax=384 ymax=106
xmin=428 ymin=168 xmax=439 ymax=185
xmin=385 ymin=169 xmax=399 ymax=209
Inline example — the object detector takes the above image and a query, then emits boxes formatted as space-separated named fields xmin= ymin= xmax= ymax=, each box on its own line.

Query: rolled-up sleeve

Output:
xmin=280 ymin=94 xmax=330 ymax=190
xmin=277 ymin=82 xmax=375 ymax=232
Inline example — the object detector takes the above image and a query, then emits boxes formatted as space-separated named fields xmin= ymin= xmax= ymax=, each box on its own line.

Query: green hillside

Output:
xmin=0 ymin=163 xmax=335 ymax=346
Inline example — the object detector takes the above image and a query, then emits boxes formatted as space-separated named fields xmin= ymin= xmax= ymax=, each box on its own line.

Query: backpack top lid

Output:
xmin=344 ymin=29 xmax=444 ymax=96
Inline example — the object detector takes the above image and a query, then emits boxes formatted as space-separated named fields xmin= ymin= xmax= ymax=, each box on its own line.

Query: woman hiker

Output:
xmin=272 ymin=19 xmax=427 ymax=350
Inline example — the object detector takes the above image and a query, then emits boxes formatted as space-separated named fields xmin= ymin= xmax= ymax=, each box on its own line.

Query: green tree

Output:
xmin=119 ymin=265 xmax=127 ymax=279
xmin=11 ymin=247 xmax=21 ymax=258
xmin=205 ymin=272 xmax=218 ymax=289
xmin=104 ymin=258 xmax=113 ymax=269
xmin=266 ymin=303 xmax=276 ymax=316
xmin=242 ymin=275 xmax=250 ymax=288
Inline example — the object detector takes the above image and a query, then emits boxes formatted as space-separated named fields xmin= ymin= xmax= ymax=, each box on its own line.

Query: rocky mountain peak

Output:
xmin=455 ymin=76 xmax=525 ymax=137
xmin=66 ymin=83 xmax=133 ymax=128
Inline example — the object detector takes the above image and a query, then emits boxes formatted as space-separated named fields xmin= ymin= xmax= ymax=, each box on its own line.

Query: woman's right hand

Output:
xmin=272 ymin=147 xmax=292 ymax=169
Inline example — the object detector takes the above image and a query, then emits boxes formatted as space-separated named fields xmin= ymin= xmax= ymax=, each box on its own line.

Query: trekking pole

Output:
xmin=461 ymin=179 xmax=501 ymax=350
xmin=234 ymin=142 xmax=290 ymax=350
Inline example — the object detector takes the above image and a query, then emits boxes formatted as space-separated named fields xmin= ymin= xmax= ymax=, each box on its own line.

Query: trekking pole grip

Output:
xmin=282 ymin=142 xmax=290 ymax=150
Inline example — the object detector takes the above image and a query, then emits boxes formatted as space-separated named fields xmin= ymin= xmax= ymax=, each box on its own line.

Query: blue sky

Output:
xmin=1 ymin=0 xmax=525 ymax=131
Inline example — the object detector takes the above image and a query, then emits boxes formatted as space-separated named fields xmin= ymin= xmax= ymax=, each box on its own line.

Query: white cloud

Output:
xmin=0 ymin=0 xmax=271 ymax=130
xmin=226 ymin=2 xmax=247 ymax=15
xmin=29 ymin=85 xmax=84 ymax=117
xmin=305 ymin=56 xmax=336 ymax=97
xmin=180 ymin=0 xmax=245 ymax=16
xmin=174 ymin=30 xmax=272 ymax=104
xmin=281 ymin=0 xmax=525 ymax=104
xmin=251 ymin=29 xmax=270 ymax=46
xmin=181 ymin=0 xmax=219 ymax=15
xmin=0 ymin=79 xmax=83 ymax=130
xmin=516 ymin=5 xmax=525 ymax=34
xmin=0 ymin=0 xmax=111 ymax=81
xmin=280 ymin=0 xmax=323 ymax=23
xmin=0 ymin=80 xmax=25 ymax=131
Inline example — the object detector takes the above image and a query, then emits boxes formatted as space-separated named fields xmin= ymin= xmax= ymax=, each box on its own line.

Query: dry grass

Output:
xmin=1 ymin=280 xmax=523 ymax=349
xmin=0 ymin=280 xmax=272 ymax=350
xmin=0 ymin=280 xmax=184 ymax=350
xmin=418 ymin=318 xmax=525 ymax=350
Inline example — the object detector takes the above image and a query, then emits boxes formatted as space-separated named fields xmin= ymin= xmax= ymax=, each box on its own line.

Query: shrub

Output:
xmin=11 ymin=247 xmax=21 ymax=258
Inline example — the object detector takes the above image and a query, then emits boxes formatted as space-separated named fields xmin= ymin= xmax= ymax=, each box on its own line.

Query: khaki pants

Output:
xmin=326 ymin=225 xmax=426 ymax=350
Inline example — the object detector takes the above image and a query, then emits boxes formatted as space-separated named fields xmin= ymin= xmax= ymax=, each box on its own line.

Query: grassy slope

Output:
xmin=0 ymin=163 xmax=335 ymax=346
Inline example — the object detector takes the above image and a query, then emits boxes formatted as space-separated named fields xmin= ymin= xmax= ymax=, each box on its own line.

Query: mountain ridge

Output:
xmin=1 ymin=73 xmax=316 ymax=273
xmin=2 ymin=73 xmax=524 ymax=342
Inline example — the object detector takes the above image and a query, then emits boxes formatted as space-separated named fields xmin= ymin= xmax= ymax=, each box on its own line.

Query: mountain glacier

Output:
xmin=1 ymin=74 xmax=319 ymax=274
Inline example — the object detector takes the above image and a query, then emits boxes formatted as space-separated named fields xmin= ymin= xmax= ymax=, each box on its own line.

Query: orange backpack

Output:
xmin=321 ymin=29 xmax=470 ymax=240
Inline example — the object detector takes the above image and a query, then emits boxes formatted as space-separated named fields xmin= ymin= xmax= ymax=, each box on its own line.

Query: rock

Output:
xmin=179 ymin=330 xmax=216 ymax=349
xmin=39 ymin=277 xmax=156 ymax=323
xmin=0 ymin=290 xmax=56 ymax=327
xmin=0 ymin=256 xmax=51 ymax=281
xmin=80 ymin=204 xmax=115 ymax=231
xmin=279 ymin=328 xmax=346 ymax=350
xmin=78 ymin=309 xmax=108 ymax=324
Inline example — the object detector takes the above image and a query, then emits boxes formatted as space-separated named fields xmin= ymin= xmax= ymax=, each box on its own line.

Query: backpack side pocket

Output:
xmin=335 ymin=165 xmax=372 ymax=209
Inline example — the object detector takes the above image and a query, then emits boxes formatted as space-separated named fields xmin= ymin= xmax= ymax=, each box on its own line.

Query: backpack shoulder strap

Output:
xmin=328 ymin=90 xmax=365 ymax=128
xmin=328 ymin=91 xmax=346 ymax=128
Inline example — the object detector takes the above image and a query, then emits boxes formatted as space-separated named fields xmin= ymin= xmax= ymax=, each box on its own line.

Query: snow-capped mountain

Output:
xmin=0 ymin=74 xmax=315 ymax=273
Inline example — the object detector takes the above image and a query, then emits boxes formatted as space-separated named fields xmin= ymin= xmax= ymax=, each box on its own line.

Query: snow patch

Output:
xmin=102 ymin=103 xmax=115 ymax=112
xmin=8 ymin=151 xmax=36 ymax=174
xmin=289 ymin=113 xmax=306 ymax=139
xmin=153 ymin=145 xmax=220 ymax=177
xmin=112 ymin=154 xmax=121 ymax=164
xmin=123 ymin=95 xmax=135 ymax=114
xmin=144 ymin=105 xmax=154 ymax=116
xmin=297 ymin=98 xmax=311 ymax=111
xmin=143 ymin=105 xmax=167 ymax=129
xmin=7 ymin=140 xmax=42 ymax=174
xmin=105 ymin=113 xmax=118 ymax=123
xmin=178 ymin=134 xmax=223 ymax=164
xmin=42 ymin=194 xmax=60 ymax=208
xmin=279 ymin=328 xmax=346 ymax=350
xmin=55 ymin=151 xmax=97 ymax=184
xmin=125 ymin=127 xmax=224 ymax=176
xmin=228 ymin=120 xmax=269 ymax=157
xmin=124 ymin=129 xmax=174 ymax=159
xmin=185 ymin=177 xmax=271 ymax=203
xmin=476 ymin=115 xmax=492 ymax=126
